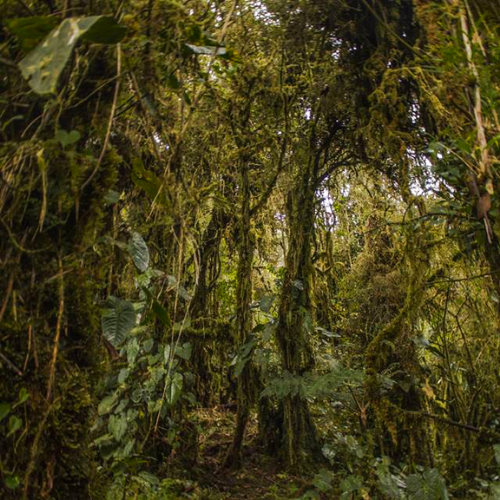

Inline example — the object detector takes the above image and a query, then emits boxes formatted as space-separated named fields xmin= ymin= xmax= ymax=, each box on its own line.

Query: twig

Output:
xmin=0 ymin=272 xmax=14 ymax=322
xmin=16 ymin=0 xmax=33 ymax=15
xmin=0 ymin=351 xmax=22 ymax=376
xmin=0 ymin=57 xmax=17 ymax=69
xmin=23 ymin=324 xmax=32 ymax=373
xmin=426 ymin=270 xmax=500 ymax=285
xmin=0 ymin=217 xmax=50 ymax=254
xmin=23 ymin=400 xmax=58 ymax=500
xmin=46 ymin=257 xmax=64 ymax=401
xmin=420 ymin=412 xmax=480 ymax=433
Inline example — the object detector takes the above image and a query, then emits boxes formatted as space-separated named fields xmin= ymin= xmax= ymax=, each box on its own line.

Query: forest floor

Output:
xmin=156 ymin=406 xmax=309 ymax=500
xmin=105 ymin=405 xmax=315 ymax=500
xmin=183 ymin=406 xmax=306 ymax=499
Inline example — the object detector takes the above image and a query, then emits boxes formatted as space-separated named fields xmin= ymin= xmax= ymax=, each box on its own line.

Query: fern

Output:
xmin=261 ymin=364 xmax=364 ymax=400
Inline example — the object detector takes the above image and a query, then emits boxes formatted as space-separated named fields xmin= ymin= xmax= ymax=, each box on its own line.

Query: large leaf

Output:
xmin=98 ymin=393 xmax=119 ymax=416
xmin=406 ymin=469 xmax=449 ymax=500
xmin=7 ymin=415 xmax=22 ymax=437
xmin=142 ymin=286 xmax=172 ymax=329
xmin=81 ymin=16 xmax=127 ymax=44
xmin=108 ymin=414 xmax=128 ymax=441
xmin=101 ymin=296 xmax=136 ymax=347
xmin=7 ymin=16 xmax=58 ymax=51
xmin=18 ymin=16 xmax=126 ymax=95
xmin=175 ymin=342 xmax=192 ymax=361
xmin=0 ymin=402 xmax=11 ymax=423
xmin=165 ymin=373 xmax=183 ymax=407
xmin=55 ymin=129 xmax=80 ymax=148
xmin=128 ymin=232 xmax=149 ymax=272
xmin=312 ymin=469 xmax=335 ymax=492
xmin=4 ymin=475 xmax=20 ymax=490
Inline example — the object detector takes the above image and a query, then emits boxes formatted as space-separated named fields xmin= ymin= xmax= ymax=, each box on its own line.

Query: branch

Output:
xmin=0 ymin=56 xmax=17 ymax=69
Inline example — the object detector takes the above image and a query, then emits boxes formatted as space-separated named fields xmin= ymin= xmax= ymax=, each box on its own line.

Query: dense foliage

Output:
xmin=2 ymin=0 xmax=500 ymax=498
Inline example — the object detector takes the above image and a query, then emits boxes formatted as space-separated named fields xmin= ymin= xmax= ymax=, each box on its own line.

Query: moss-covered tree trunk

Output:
xmin=224 ymin=161 xmax=256 ymax=467
xmin=274 ymin=162 xmax=320 ymax=467
xmin=364 ymin=220 xmax=432 ymax=465
xmin=189 ymin=209 xmax=230 ymax=406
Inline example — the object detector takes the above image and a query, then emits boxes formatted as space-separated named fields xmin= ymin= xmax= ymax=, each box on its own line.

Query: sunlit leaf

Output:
xmin=185 ymin=43 xmax=227 ymax=55
xmin=18 ymin=16 xmax=126 ymax=95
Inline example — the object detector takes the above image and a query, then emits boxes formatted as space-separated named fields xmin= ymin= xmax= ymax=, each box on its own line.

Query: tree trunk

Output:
xmin=225 ymin=163 xmax=255 ymax=468
xmin=274 ymin=174 xmax=320 ymax=467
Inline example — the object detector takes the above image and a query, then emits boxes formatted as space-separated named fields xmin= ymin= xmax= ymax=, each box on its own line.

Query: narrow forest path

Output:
xmin=136 ymin=405 xmax=314 ymax=500
xmin=185 ymin=406 xmax=307 ymax=500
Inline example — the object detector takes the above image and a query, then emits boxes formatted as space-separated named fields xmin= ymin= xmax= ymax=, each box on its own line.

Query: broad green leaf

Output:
xmin=103 ymin=190 xmax=121 ymax=205
xmin=152 ymin=300 xmax=172 ymax=329
xmin=0 ymin=402 xmax=11 ymax=422
xmin=340 ymin=475 xmax=363 ymax=498
xmin=118 ymin=368 xmax=129 ymax=384
xmin=175 ymin=342 xmax=192 ymax=361
xmin=137 ymin=471 xmax=160 ymax=486
xmin=55 ymin=129 xmax=80 ymax=147
xmin=143 ymin=339 xmax=154 ymax=353
xmin=101 ymin=296 xmax=136 ymax=347
xmin=143 ymin=284 xmax=172 ymax=328
xmin=7 ymin=16 xmax=58 ymax=51
xmin=131 ymin=388 xmax=143 ymax=403
xmin=164 ymin=344 xmax=172 ymax=363
xmin=18 ymin=16 xmax=126 ymax=95
xmin=312 ymin=469 xmax=335 ymax=492
xmin=15 ymin=388 xmax=30 ymax=406
xmin=98 ymin=394 xmax=118 ymax=415
xmin=406 ymin=469 xmax=449 ymax=500
xmin=109 ymin=414 xmax=127 ymax=441
xmin=94 ymin=433 xmax=114 ymax=446
xmin=166 ymin=372 xmax=183 ymax=406
xmin=114 ymin=398 xmax=129 ymax=414
xmin=166 ymin=74 xmax=180 ymax=90
xmin=126 ymin=338 xmax=140 ymax=365
xmin=129 ymin=232 xmax=149 ymax=272
xmin=80 ymin=16 xmax=127 ymax=44
xmin=7 ymin=415 xmax=22 ymax=436
xmin=4 ymin=475 xmax=20 ymax=490
xmin=377 ymin=471 xmax=405 ymax=499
